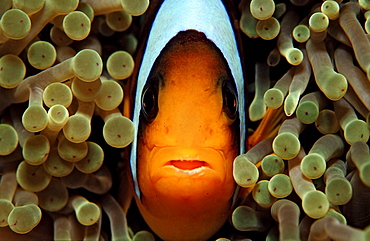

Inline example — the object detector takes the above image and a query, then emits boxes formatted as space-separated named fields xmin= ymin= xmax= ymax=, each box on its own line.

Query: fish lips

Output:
xmin=149 ymin=146 xmax=226 ymax=186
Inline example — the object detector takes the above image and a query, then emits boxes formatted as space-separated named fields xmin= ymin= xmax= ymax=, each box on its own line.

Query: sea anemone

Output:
xmin=1 ymin=0 xmax=370 ymax=240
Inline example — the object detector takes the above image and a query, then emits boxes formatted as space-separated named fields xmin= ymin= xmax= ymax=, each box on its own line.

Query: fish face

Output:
xmin=126 ymin=0 xmax=246 ymax=239
xmin=135 ymin=31 xmax=239 ymax=240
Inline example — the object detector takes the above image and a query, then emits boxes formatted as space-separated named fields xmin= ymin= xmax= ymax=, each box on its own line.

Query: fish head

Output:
xmin=126 ymin=0 xmax=246 ymax=239
xmin=135 ymin=30 xmax=241 ymax=240
xmin=138 ymin=30 xmax=239 ymax=202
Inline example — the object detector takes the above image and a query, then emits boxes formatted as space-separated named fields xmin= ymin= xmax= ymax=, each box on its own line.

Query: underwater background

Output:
xmin=0 ymin=0 xmax=369 ymax=240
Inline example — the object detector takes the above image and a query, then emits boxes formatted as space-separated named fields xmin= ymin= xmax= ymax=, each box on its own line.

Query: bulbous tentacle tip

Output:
xmin=8 ymin=204 xmax=42 ymax=234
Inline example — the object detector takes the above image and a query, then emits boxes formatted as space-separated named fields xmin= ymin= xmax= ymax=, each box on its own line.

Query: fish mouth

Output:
xmin=143 ymin=146 xmax=234 ymax=199
xmin=167 ymin=160 xmax=210 ymax=170
xmin=149 ymin=146 xmax=225 ymax=182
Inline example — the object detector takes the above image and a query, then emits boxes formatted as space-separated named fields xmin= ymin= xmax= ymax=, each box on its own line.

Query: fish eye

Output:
xmin=141 ymin=81 xmax=158 ymax=122
xmin=222 ymin=81 xmax=238 ymax=120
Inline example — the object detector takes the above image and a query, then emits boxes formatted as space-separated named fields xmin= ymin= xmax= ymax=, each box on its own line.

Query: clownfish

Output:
xmin=124 ymin=0 xmax=246 ymax=240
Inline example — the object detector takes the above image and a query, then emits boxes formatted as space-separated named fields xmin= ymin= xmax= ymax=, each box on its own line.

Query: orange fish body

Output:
xmin=125 ymin=0 xmax=246 ymax=240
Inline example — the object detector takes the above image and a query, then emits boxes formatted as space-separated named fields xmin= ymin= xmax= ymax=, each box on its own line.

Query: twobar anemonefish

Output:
xmin=124 ymin=0 xmax=246 ymax=240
